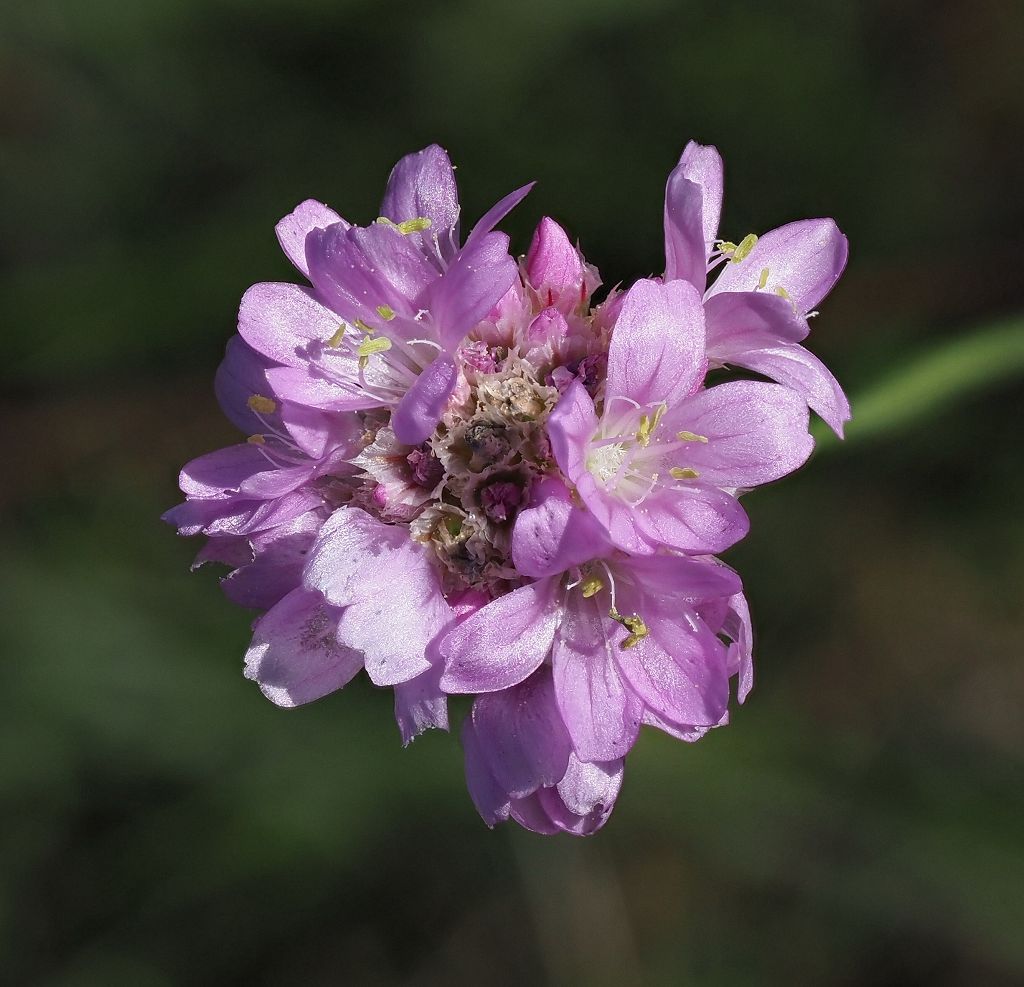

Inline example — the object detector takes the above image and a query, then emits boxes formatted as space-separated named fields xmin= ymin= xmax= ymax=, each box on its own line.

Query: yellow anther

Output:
xmin=397 ymin=217 xmax=432 ymax=234
xmin=246 ymin=394 xmax=277 ymax=414
xmin=636 ymin=402 xmax=667 ymax=447
xmin=676 ymin=430 xmax=708 ymax=443
xmin=733 ymin=233 xmax=758 ymax=262
xmin=325 ymin=324 xmax=347 ymax=348
xmin=775 ymin=285 xmax=792 ymax=302
xmin=670 ymin=466 xmax=701 ymax=480
xmin=716 ymin=240 xmax=737 ymax=257
xmin=757 ymin=267 xmax=770 ymax=289
xmin=356 ymin=336 xmax=392 ymax=369
xmin=375 ymin=216 xmax=399 ymax=230
xmin=376 ymin=304 xmax=396 ymax=321
xmin=354 ymin=319 xmax=375 ymax=334
xmin=247 ymin=434 xmax=266 ymax=445
xmin=580 ymin=574 xmax=604 ymax=598
xmin=610 ymin=607 xmax=649 ymax=650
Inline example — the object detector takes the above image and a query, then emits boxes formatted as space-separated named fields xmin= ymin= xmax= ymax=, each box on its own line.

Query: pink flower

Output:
xmin=663 ymin=141 xmax=851 ymax=435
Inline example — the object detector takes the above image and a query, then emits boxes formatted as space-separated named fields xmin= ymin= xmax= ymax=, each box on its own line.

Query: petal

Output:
xmin=390 ymin=353 xmax=458 ymax=445
xmin=462 ymin=717 xmax=511 ymax=826
xmin=553 ymin=754 xmax=624 ymax=819
xmin=666 ymin=380 xmax=814 ymax=487
xmin=552 ymin=594 xmax=643 ymax=762
xmin=605 ymin=278 xmax=706 ymax=410
xmin=243 ymin=588 xmax=362 ymax=707
xmin=511 ymin=476 xmax=611 ymax=578
xmin=664 ymin=141 xmax=723 ymax=289
xmin=303 ymin=506 xmax=429 ymax=607
xmin=265 ymin=365 xmax=386 ymax=413
xmin=439 ymin=579 xmax=560 ymax=693
xmin=380 ymin=144 xmax=460 ymax=245
xmin=547 ymin=379 xmax=599 ymax=485
xmin=632 ymin=485 xmax=750 ymax=555
xmin=213 ymin=336 xmax=279 ymax=436
xmin=707 ymin=218 xmax=848 ymax=312
xmin=723 ymin=591 xmax=755 ymax=703
xmin=222 ymin=509 xmax=325 ymax=611
xmin=306 ymin=222 xmax=437 ymax=328
xmin=641 ymin=709 xmax=715 ymax=742
xmin=275 ymin=199 xmax=347 ymax=278
xmin=612 ymin=586 xmax=729 ymax=727
xmin=237 ymin=282 xmax=341 ymax=368
xmin=470 ymin=667 xmax=572 ymax=799
xmin=179 ymin=444 xmax=272 ymax=499
xmin=704 ymin=289 xmax=809 ymax=353
xmin=625 ymin=553 xmax=743 ymax=603
xmin=463 ymin=182 xmax=534 ymax=248
xmin=727 ymin=343 xmax=851 ymax=438
xmin=280 ymin=401 xmax=363 ymax=460
xmin=429 ymin=231 xmax=518 ymax=351
xmin=525 ymin=215 xmax=586 ymax=310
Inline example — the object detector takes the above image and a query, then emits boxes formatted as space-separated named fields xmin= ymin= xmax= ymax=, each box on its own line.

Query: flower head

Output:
xmin=167 ymin=140 xmax=847 ymax=835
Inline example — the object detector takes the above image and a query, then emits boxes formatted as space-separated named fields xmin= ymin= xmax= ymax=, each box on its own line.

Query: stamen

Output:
xmin=775 ymin=286 xmax=792 ymax=301
xmin=354 ymin=319 xmax=376 ymax=334
xmin=376 ymin=305 xmax=396 ymax=321
xmin=733 ymin=233 xmax=758 ymax=261
xmin=609 ymin=607 xmax=649 ymax=650
xmin=676 ymin=430 xmax=708 ymax=443
xmin=357 ymin=335 xmax=393 ymax=369
xmin=325 ymin=324 xmax=347 ymax=348
xmin=377 ymin=216 xmax=433 ymax=235
xmin=246 ymin=394 xmax=277 ymax=414
xmin=580 ymin=574 xmax=604 ymax=598
xmin=669 ymin=466 xmax=700 ymax=480
xmin=246 ymin=434 xmax=266 ymax=445
xmin=757 ymin=267 xmax=770 ymax=290
xmin=636 ymin=402 xmax=667 ymax=447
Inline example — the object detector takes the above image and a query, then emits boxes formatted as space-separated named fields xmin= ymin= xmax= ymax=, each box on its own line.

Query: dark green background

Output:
xmin=3 ymin=1 xmax=1023 ymax=983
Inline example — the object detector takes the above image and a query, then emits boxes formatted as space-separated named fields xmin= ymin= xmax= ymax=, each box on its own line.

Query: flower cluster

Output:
xmin=166 ymin=142 xmax=848 ymax=835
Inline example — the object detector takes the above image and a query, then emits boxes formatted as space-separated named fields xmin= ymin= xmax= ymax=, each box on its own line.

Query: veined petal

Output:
xmin=511 ymin=476 xmax=611 ymax=578
xmin=391 ymin=353 xmax=458 ymax=445
xmin=306 ymin=222 xmax=437 ymax=328
xmin=632 ymin=485 xmax=750 ymax=555
xmin=429 ymin=231 xmax=518 ymax=352
xmin=726 ymin=343 xmax=851 ymax=438
xmin=707 ymin=218 xmax=848 ymax=312
xmin=265 ymin=365 xmax=388 ymax=413
xmin=552 ymin=594 xmax=643 ymax=762
xmin=625 ymin=553 xmax=742 ymax=603
xmin=605 ymin=279 xmax=706 ymax=410
xmin=547 ymin=379 xmax=599 ymax=484
xmin=275 ymin=200 xmax=347 ymax=278
xmin=244 ymin=588 xmax=362 ymax=707
xmin=380 ymin=144 xmax=461 ymax=250
xmin=238 ymin=283 xmax=340 ymax=368
xmin=666 ymin=380 xmax=814 ymax=487
xmin=462 ymin=717 xmax=511 ymax=827
xmin=214 ymin=336 xmax=279 ymax=436
xmin=613 ymin=583 xmax=729 ymax=727
xmin=470 ymin=668 xmax=572 ymax=799
xmin=704 ymin=289 xmax=809 ymax=353
xmin=439 ymin=578 xmax=561 ymax=693
xmin=179 ymin=444 xmax=273 ymax=499
xmin=664 ymin=141 xmax=723 ymax=289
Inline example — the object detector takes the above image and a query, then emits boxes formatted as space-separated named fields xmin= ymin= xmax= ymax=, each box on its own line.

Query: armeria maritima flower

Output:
xmin=167 ymin=141 xmax=847 ymax=835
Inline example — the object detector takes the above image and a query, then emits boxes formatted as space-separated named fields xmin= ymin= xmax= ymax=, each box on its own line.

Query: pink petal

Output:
xmin=511 ymin=476 xmax=610 ymax=578
xmin=380 ymin=144 xmax=461 ymax=249
xmin=470 ymin=668 xmax=572 ymax=800
xmin=727 ymin=343 xmax=851 ymax=438
xmin=605 ymin=279 xmax=706 ymax=410
xmin=552 ymin=595 xmax=643 ymax=762
xmin=237 ymin=282 xmax=339 ymax=368
xmin=704 ymin=289 xmax=809 ymax=353
xmin=179 ymin=444 xmax=272 ymax=499
xmin=462 ymin=717 xmax=511 ymax=827
xmin=632 ymin=485 xmax=750 ymax=555
xmin=275 ymin=199 xmax=347 ymax=279
xmin=664 ymin=141 xmax=723 ymax=289
xmin=707 ymin=218 xmax=848 ymax=312
xmin=391 ymin=353 xmax=458 ymax=445
xmin=243 ymin=588 xmax=362 ymax=707
xmin=439 ymin=578 xmax=560 ymax=693
xmin=667 ymin=380 xmax=814 ymax=487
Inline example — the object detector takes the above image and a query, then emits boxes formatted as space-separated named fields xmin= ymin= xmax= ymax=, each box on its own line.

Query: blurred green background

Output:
xmin=3 ymin=0 xmax=1023 ymax=983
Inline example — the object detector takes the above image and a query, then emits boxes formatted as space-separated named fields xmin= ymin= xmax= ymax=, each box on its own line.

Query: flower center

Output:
xmin=587 ymin=442 xmax=629 ymax=485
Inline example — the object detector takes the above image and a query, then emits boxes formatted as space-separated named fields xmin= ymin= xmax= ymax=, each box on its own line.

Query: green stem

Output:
xmin=813 ymin=315 xmax=1024 ymax=450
